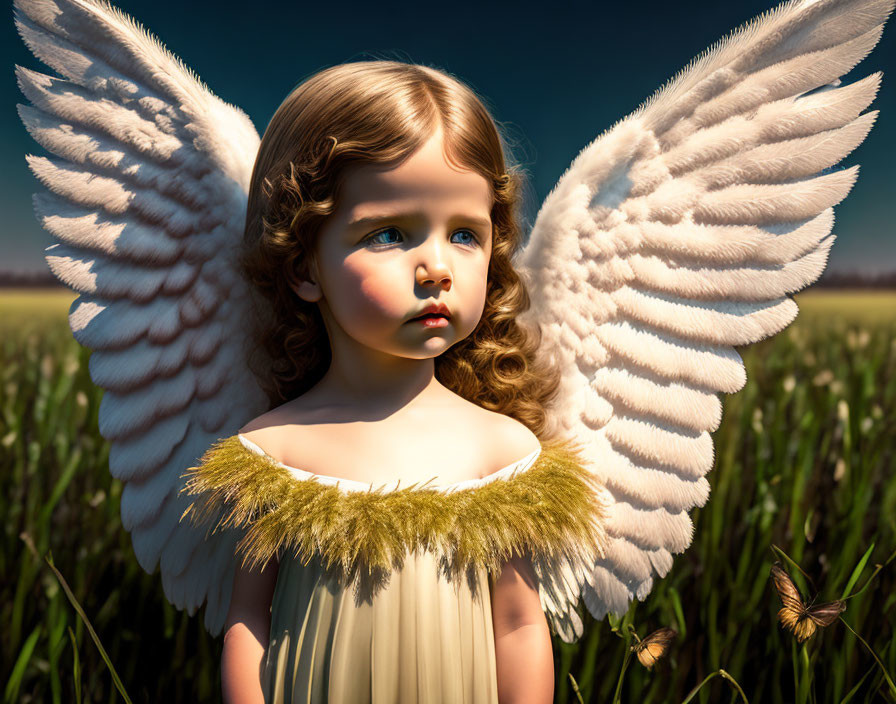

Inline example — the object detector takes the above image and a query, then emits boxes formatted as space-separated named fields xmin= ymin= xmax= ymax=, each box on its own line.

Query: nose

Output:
xmin=415 ymin=238 xmax=452 ymax=291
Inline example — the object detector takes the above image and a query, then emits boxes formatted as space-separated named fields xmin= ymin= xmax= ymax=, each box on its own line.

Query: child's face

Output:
xmin=294 ymin=130 xmax=493 ymax=361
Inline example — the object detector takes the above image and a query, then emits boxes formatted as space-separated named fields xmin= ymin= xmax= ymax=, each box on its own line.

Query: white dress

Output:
xmin=180 ymin=434 xmax=606 ymax=704
xmin=236 ymin=435 xmax=542 ymax=704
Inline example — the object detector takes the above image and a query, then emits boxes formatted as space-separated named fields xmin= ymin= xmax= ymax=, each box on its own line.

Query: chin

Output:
xmin=391 ymin=337 xmax=455 ymax=360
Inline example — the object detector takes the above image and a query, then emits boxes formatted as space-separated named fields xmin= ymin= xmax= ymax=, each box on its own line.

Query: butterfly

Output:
xmin=770 ymin=563 xmax=846 ymax=643
xmin=633 ymin=627 xmax=677 ymax=668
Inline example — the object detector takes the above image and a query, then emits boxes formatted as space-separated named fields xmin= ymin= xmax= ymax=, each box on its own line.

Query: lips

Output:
xmin=410 ymin=302 xmax=450 ymax=321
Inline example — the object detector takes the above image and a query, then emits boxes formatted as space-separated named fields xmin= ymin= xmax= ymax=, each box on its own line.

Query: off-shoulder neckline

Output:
xmin=235 ymin=433 xmax=543 ymax=494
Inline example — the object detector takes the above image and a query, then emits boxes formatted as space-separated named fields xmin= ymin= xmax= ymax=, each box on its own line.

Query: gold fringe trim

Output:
xmin=178 ymin=435 xmax=608 ymax=587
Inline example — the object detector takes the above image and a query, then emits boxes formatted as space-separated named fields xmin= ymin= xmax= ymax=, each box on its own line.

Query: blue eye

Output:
xmin=367 ymin=228 xmax=403 ymax=246
xmin=365 ymin=227 xmax=479 ymax=248
xmin=451 ymin=230 xmax=478 ymax=246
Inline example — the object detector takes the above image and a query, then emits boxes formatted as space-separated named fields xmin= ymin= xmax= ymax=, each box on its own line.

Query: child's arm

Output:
xmin=221 ymin=557 xmax=279 ymax=704
xmin=490 ymin=550 xmax=554 ymax=704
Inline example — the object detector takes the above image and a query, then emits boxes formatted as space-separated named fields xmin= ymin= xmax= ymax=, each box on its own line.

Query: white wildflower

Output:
xmin=834 ymin=458 xmax=846 ymax=481
xmin=752 ymin=407 xmax=763 ymax=434
xmin=837 ymin=400 xmax=849 ymax=422
xmin=813 ymin=370 xmax=834 ymax=386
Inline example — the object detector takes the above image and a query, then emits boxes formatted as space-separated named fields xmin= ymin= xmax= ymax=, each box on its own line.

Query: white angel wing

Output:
xmin=14 ymin=0 xmax=269 ymax=635
xmin=519 ymin=0 xmax=893 ymax=642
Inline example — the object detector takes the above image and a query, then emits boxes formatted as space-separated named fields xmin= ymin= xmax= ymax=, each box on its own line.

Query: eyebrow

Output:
xmin=347 ymin=213 xmax=492 ymax=229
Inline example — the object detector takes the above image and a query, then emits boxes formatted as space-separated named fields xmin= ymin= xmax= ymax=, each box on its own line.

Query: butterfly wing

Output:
xmin=770 ymin=563 xmax=843 ymax=641
xmin=771 ymin=564 xmax=807 ymax=614
xmin=777 ymin=606 xmax=815 ymax=641
xmin=14 ymin=0 xmax=268 ymax=635
xmin=518 ymin=0 xmax=893 ymax=642
xmin=635 ymin=627 xmax=677 ymax=668
xmin=807 ymin=600 xmax=847 ymax=627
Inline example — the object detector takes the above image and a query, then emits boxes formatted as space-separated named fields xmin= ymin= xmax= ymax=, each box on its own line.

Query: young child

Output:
xmin=15 ymin=0 xmax=890 ymax=701
xmin=182 ymin=60 xmax=603 ymax=703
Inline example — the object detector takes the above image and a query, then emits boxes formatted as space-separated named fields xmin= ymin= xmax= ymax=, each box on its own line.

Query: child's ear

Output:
xmin=292 ymin=279 xmax=322 ymax=303
xmin=289 ymin=280 xmax=323 ymax=303
xmin=287 ymin=265 xmax=323 ymax=303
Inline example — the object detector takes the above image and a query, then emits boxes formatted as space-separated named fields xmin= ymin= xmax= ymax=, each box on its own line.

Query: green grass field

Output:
xmin=1 ymin=289 xmax=894 ymax=703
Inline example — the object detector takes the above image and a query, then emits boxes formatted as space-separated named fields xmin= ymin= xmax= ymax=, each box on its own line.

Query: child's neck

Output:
xmin=310 ymin=355 xmax=450 ymax=416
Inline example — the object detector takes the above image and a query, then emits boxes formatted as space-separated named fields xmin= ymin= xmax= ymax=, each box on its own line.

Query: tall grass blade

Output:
xmin=3 ymin=625 xmax=41 ymax=704
xmin=567 ymin=673 xmax=585 ymax=704
xmin=840 ymin=544 xmax=875 ymax=600
xmin=843 ymin=549 xmax=896 ymax=602
xmin=680 ymin=669 xmax=749 ymax=704
xmin=67 ymin=627 xmax=82 ymax=704
xmin=838 ymin=617 xmax=896 ymax=698
xmin=838 ymin=664 xmax=876 ymax=704
xmin=20 ymin=533 xmax=133 ymax=704
xmin=773 ymin=544 xmax=816 ymax=593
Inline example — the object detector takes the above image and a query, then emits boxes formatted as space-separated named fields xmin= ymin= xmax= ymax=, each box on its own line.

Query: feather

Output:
xmin=14 ymin=0 xmax=266 ymax=636
xmin=519 ymin=0 xmax=893 ymax=637
xmin=179 ymin=436 xmax=611 ymax=598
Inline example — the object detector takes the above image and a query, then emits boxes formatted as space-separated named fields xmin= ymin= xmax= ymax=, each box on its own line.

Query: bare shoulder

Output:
xmin=238 ymin=412 xmax=272 ymax=437
xmin=236 ymin=390 xmax=540 ymax=481
xmin=237 ymin=398 xmax=308 ymax=456
xmin=461 ymin=403 xmax=541 ymax=476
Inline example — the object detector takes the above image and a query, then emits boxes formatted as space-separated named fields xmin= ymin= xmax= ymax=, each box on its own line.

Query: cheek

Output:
xmin=340 ymin=259 xmax=407 ymax=319
xmin=463 ymin=259 xmax=490 ymax=309
xmin=472 ymin=277 xmax=489 ymax=325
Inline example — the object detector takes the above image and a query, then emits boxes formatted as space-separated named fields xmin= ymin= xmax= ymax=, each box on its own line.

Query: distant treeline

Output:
xmin=2 ymin=267 xmax=896 ymax=289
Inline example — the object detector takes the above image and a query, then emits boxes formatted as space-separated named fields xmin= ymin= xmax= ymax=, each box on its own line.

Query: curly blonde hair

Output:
xmin=240 ymin=60 xmax=560 ymax=438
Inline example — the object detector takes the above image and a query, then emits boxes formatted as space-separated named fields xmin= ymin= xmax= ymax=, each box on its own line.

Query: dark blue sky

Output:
xmin=3 ymin=0 xmax=894 ymax=274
